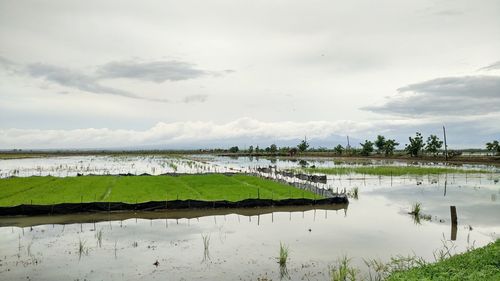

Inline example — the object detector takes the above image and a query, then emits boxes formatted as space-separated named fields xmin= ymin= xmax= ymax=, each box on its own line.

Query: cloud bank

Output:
xmin=0 ymin=118 xmax=368 ymax=149
xmin=363 ymin=75 xmax=500 ymax=116
xmin=1 ymin=117 xmax=498 ymax=149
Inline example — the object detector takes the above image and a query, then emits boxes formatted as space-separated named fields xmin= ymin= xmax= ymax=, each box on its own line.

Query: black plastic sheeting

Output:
xmin=0 ymin=196 xmax=348 ymax=217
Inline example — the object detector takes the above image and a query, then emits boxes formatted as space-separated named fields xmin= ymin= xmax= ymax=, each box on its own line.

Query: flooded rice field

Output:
xmin=0 ymin=155 xmax=499 ymax=280
xmin=1 ymin=154 xmax=497 ymax=179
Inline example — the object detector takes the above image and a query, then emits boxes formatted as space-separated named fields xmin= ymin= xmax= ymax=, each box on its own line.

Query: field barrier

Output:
xmin=0 ymin=196 xmax=348 ymax=216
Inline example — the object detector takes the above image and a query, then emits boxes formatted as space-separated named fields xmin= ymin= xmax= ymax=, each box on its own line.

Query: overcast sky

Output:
xmin=1 ymin=0 xmax=499 ymax=149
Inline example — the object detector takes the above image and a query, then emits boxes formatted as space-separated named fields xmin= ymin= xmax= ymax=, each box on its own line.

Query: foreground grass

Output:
xmin=304 ymin=166 xmax=491 ymax=176
xmin=387 ymin=240 xmax=500 ymax=281
xmin=0 ymin=174 xmax=318 ymax=207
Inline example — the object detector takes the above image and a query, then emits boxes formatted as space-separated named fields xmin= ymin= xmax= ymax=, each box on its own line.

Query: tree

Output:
xmin=255 ymin=146 xmax=260 ymax=153
xmin=248 ymin=145 xmax=254 ymax=154
xmin=297 ymin=138 xmax=309 ymax=152
xmin=333 ymin=144 xmax=344 ymax=155
xmin=229 ymin=146 xmax=239 ymax=153
xmin=486 ymin=140 xmax=500 ymax=155
xmin=383 ymin=139 xmax=399 ymax=156
xmin=360 ymin=140 xmax=374 ymax=156
xmin=425 ymin=135 xmax=443 ymax=156
xmin=405 ymin=132 xmax=424 ymax=157
xmin=374 ymin=135 xmax=386 ymax=154
xmin=279 ymin=146 xmax=290 ymax=153
xmin=269 ymin=144 xmax=278 ymax=153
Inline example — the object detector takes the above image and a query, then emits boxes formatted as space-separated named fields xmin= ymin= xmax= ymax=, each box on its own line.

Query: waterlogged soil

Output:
xmin=0 ymin=174 xmax=498 ymax=281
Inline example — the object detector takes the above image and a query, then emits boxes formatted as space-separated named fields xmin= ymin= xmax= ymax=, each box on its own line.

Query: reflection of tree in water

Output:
xmin=299 ymin=160 xmax=309 ymax=168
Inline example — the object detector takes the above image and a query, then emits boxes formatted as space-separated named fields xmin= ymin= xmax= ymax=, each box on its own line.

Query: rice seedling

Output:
xmin=275 ymin=242 xmax=290 ymax=279
xmin=95 ymin=229 xmax=103 ymax=247
xmin=348 ymin=187 xmax=359 ymax=199
xmin=409 ymin=202 xmax=421 ymax=217
xmin=329 ymin=255 xmax=358 ymax=281
xmin=201 ymin=234 xmax=211 ymax=262
xmin=78 ymin=239 xmax=89 ymax=259
xmin=277 ymin=242 xmax=289 ymax=266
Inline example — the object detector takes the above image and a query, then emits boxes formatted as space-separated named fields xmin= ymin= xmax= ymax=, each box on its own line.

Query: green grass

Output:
xmin=387 ymin=240 xmax=500 ymax=281
xmin=0 ymin=174 xmax=318 ymax=207
xmin=303 ymin=166 xmax=491 ymax=176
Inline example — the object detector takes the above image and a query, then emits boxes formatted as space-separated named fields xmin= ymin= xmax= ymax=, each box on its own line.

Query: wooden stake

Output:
xmin=450 ymin=205 xmax=457 ymax=241
xmin=443 ymin=126 xmax=448 ymax=161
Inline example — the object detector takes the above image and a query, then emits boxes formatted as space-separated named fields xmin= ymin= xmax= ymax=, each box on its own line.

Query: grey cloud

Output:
xmin=0 ymin=56 xmax=15 ymax=67
xmin=96 ymin=60 xmax=226 ymax=83
xmin=397 ymin=76 xmax=500 ymax=97
xmin=25 ymin=63 xmax=161 ymax=101
xmin=363 ymin=75 xmax=500 ymax=116
xmin=0 ymin=57 xmax=231 ymax=102
xmin=478 ymin=61 xmax=500 ymax=71
xmin=433 ymin=9 xmax=463 ymax=16
xmin=0 ymin=55 xmax=21 ymax=74
xmin=182 ymin=94 xmax=207 ymax=103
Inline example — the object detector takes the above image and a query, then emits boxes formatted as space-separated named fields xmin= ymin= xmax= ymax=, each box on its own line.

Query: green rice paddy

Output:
xmin=0 ymin=174 xmax=318 ymax=207
xmin=303 ymin=166 xmax=491 ymax=176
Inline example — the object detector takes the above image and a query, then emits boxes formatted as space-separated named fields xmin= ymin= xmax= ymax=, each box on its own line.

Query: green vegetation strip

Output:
xmin=303 ymin=166 xmax=491 ymax=176
xmin=0 ymin=174 xmax=318 ymax=207
xmin=387 ymin=240 xmax=500 ymax=281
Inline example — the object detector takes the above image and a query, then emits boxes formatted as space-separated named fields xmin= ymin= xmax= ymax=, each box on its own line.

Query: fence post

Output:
xmin=450 ymin=206 xmax=457 ymax=240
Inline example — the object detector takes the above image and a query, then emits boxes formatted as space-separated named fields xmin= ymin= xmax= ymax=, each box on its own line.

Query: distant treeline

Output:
xmin=2 ymin=134 xmax=499 ymax=158
xmin=226 ymin=134 xmax=500 ymax=158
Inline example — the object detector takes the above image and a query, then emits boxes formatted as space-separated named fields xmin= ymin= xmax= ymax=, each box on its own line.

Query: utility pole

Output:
xmin=443 ymin=126 xmax=448 ymax=161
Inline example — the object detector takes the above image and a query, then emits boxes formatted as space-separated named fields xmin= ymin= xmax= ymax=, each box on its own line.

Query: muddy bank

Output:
xmin=0 ymin=196 xmax=348 ymax=217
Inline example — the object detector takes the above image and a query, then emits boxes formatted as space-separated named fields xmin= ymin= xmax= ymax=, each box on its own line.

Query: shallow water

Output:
xmin=1 ymin=154 xmax=497 ymax=179
xmin=1 ymin=172 xmax=498 ymax=280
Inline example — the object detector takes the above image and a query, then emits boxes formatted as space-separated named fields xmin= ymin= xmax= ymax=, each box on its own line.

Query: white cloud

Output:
xmin=0 ymin=118 xmax=371 ymax=149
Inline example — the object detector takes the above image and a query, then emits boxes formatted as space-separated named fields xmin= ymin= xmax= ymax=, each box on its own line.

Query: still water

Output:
xmin=0 ymin=164 xmax=498 ymax=280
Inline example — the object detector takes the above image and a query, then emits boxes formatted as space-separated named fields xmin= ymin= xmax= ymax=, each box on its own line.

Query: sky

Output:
xmin=0 ymin=0 xmax=499 ymax=149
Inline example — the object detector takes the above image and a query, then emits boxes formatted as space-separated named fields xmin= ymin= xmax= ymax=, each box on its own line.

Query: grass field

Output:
xmin=387 ymin=239 xmax=500 ymax=281
xmin=303 ymin=166 xmax=491 ymax=176
xmin=0 ymin=174 xmax=318 ymax=207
